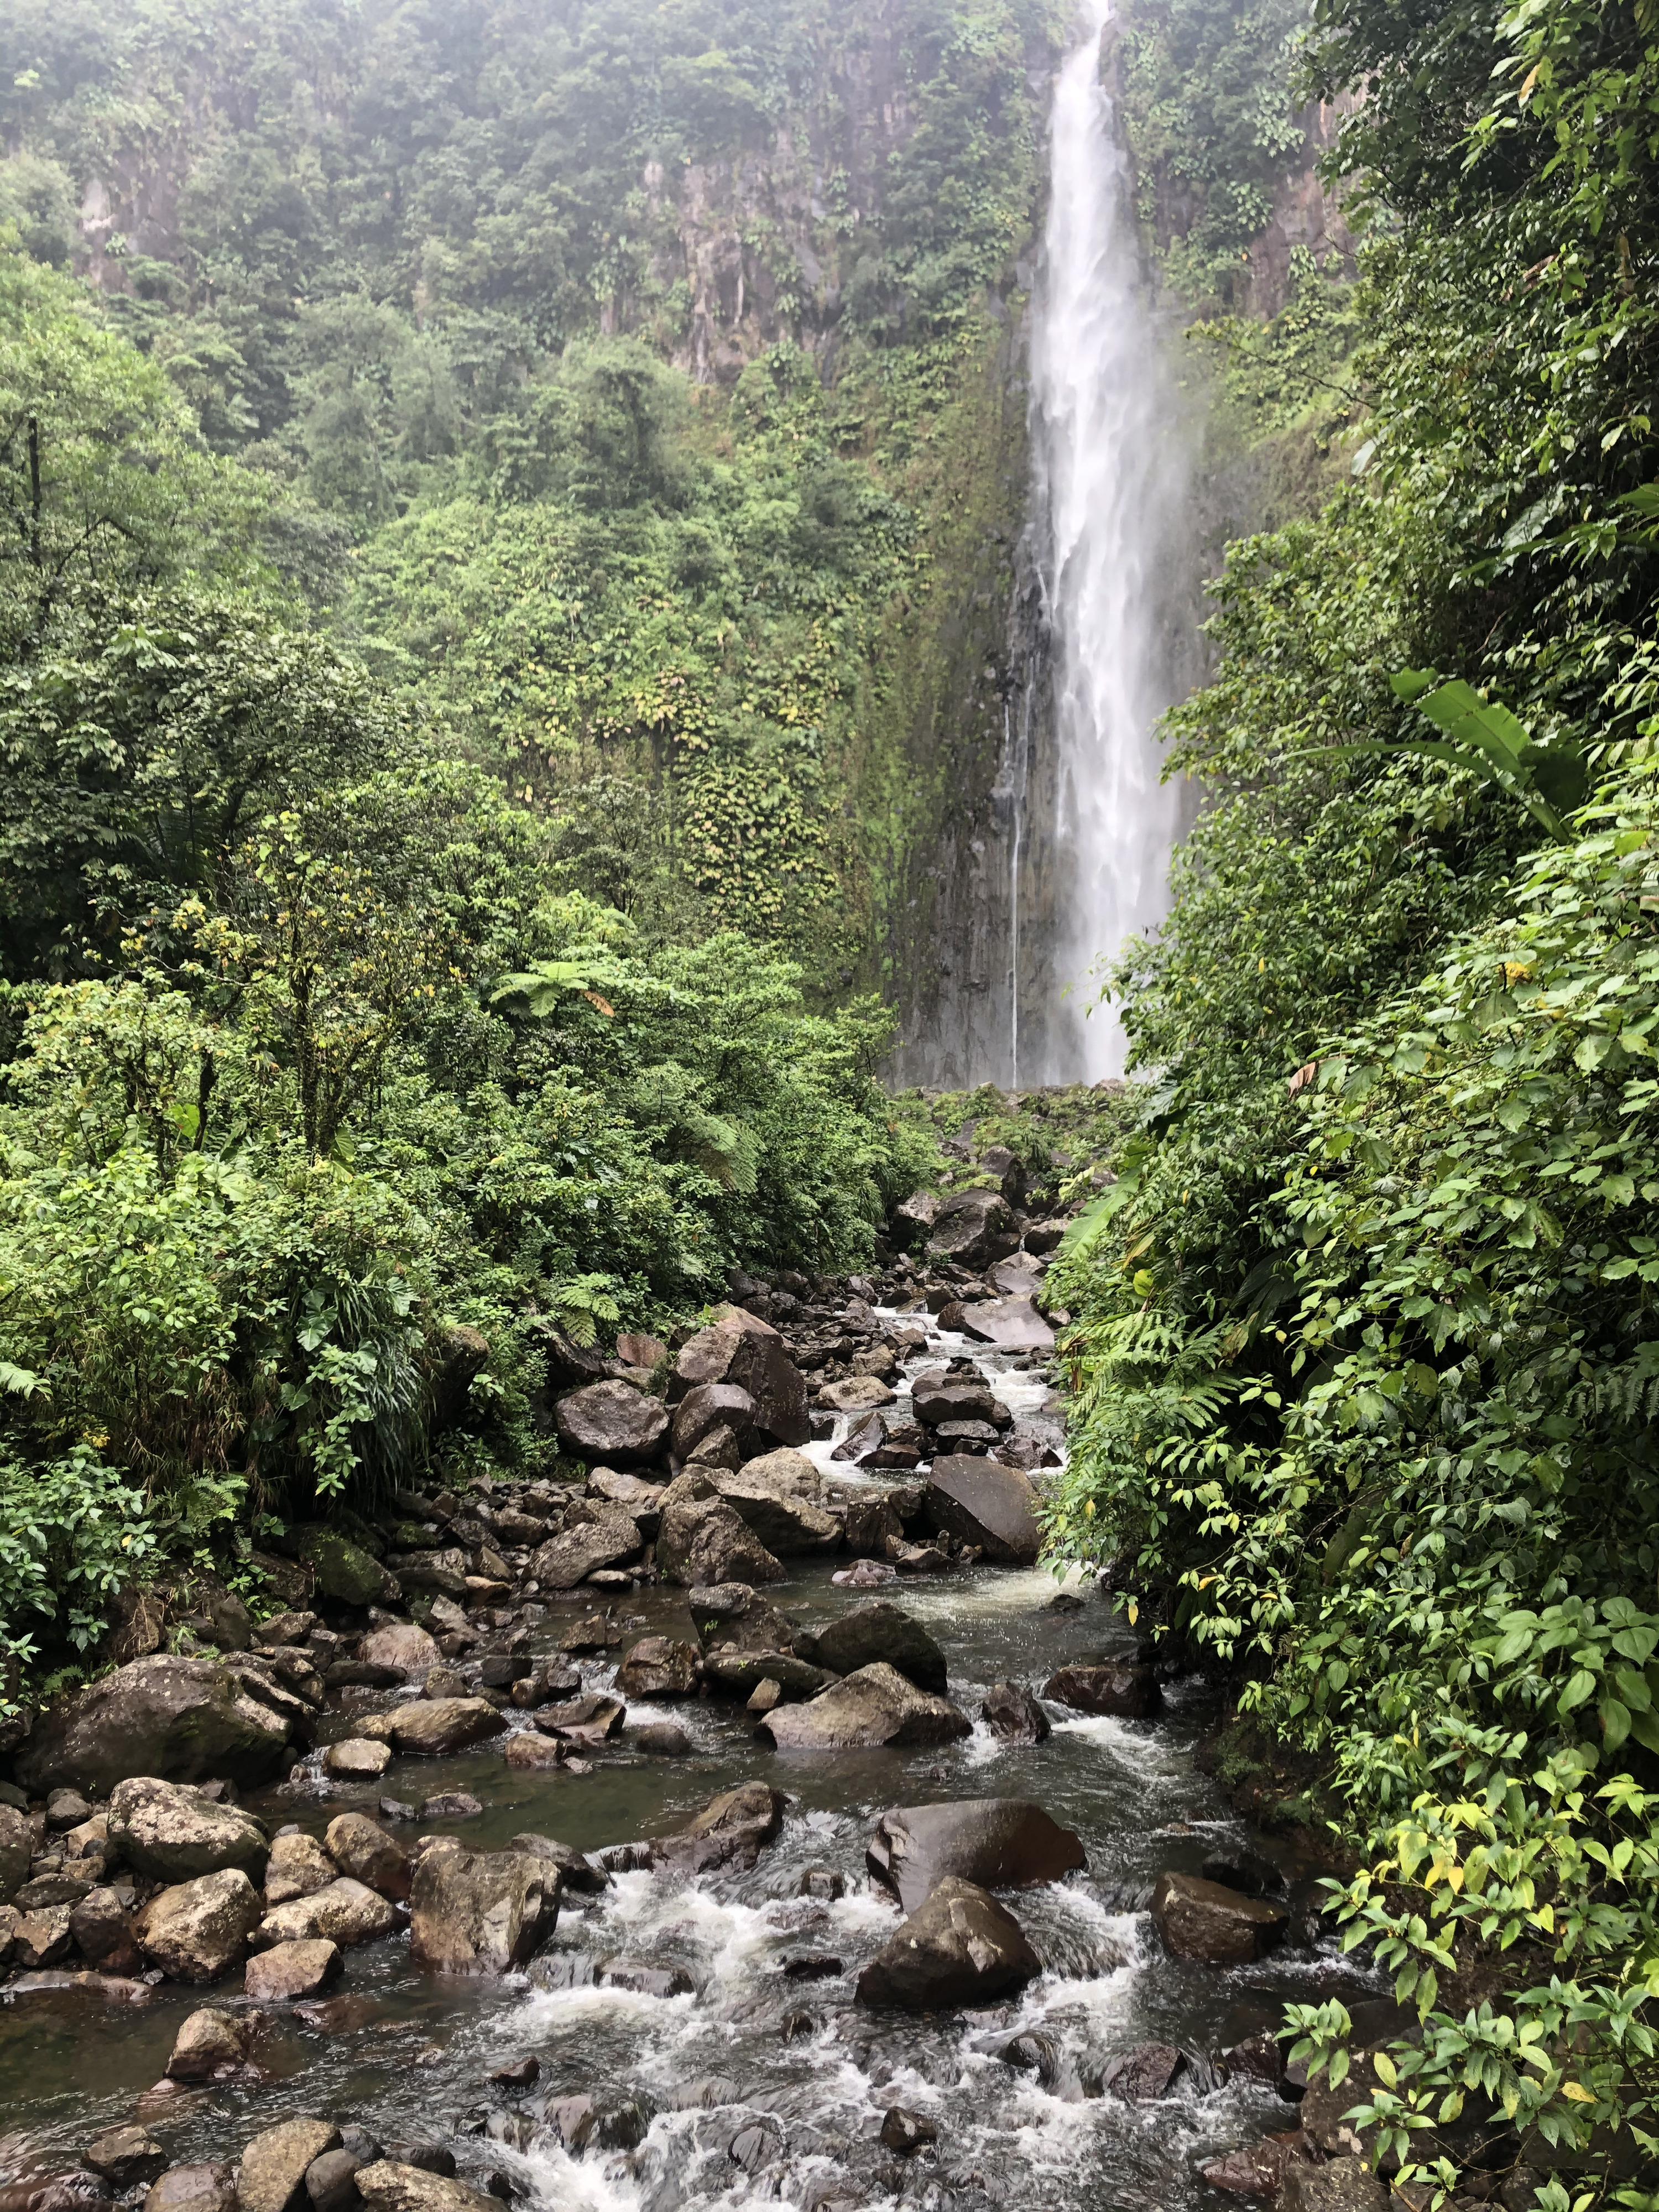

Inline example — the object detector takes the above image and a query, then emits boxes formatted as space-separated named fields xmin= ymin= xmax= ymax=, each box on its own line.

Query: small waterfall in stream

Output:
xmin=1026 ymin=0 xmax=1189 ymax=1083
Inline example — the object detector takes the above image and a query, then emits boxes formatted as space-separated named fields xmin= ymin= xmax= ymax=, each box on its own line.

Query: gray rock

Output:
xmin=243 ymin=1939 xmax=343 ymax=2002
xmin=264 ymin=1833 xmax=336 ymax=1907
xmin=635 ymin=1722 xmax=693 ymax=1756
xmin=1150 ymin=1872 xmax=1288 ymax=1965
xmin=685 ymin=1583 xmax=800 ymax=1654
xmin=165 ymin=2006 xmax=250 ymax=2080
xmin=69 ymin=1886 xmax=133 ymax=1965
xmin=1280 ymin=2158 xmax=1387 ymax=2212
xmin=982 ymin=1682 xmax=1052 ymax=1742
xmin=924 ymin=1456 xmax=1042 ymax=1564
xmin=323 ymin=1739 xmax=391 ymax=1781
xmin=107 ymin=1778 xmax=269 ymax=1885
xmin=408 ymin=1845 xmax=559 ymax=1975
xmin=0 ymin=1801 xmax=30 ymax=1902
xmin=554 ymin=1380 xmax=670 ymax=1465
xmin=758 ymin=1663 xmax=972 ymax=1751
xmin=239 ymin=2122 xmax=342 ymax=2212
xmin=614 ymin=1636 xmax=702 ymax=1698
xmin=856 ymin=1876 xmax=1039 ymax=2010
xmin=956 ymin=1297 xmax=1055 ymax=1351
xmin=324 ymin=1813 xmax=412 ymax=1901
xmin=926 ymin=1191 xmax=1019 ymax=1267
xmin=359 ymin=1698 xmax=507 ymax=1757
xmin=672 ymin=1313 xmax=809 ymax=1448
xmin=143 ymin=2171 xmax=235 ymax=2212
xmin=353 ymin=2166 xmax=497 ymax=2212
xmin=1042 ymin=1662 xmax=1160 ymax=1718
xmin=808 ymin=1600 xmax=948 ymax=1693
xmin=1100 ymin=2043 xmax=1185 ymax=2101
xmin=355 ymin=1625 xmax=440 ymax=1682
xmin=817 ymin=1375 xmax=896 ymax=1413
xmin=654 ymin=1780 xmax=786 ymax=1875
xmin=15 ymin=1656 xmax=296 ymax=1795
xmin=910 ymin=1375 xmax=1009 ymax=1429
xmin=504 ymin=1834 xmax=609 ymax=1893
xmin=304 ymin=2151 xmax=364 ymax=2212
xmin=292 ymin=1530 xmax=399 ymax=1610
xmin=134 ymin=1869 xmax=263 ymax=1983
xmin=709 ymin=1449 xmax=839 ymax=1553
xmin=702 ymin=1650 xmax=833 ymax=1699
xmin=84 ymin=2130 xmax=167 ymax=2188
xmin=529 ymin=1506 xmax=643 ymax=1591
xmin=656 ymin=1473 xmax=784 ymax=1586
xmin=866 ymin=1799 xmax=1085 ymax=1913
xmin=256 ymin=1878 xmax=398 ymax=1950
xmin=671 ymin=1382 xmax=758 ymax=1463
xmin=585 ymin=1469 xmax=667 ymax=1537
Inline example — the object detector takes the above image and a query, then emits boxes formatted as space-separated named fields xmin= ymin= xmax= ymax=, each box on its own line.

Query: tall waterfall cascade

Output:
xmin=1021 ymin=0 xmax=1188 ymax=1084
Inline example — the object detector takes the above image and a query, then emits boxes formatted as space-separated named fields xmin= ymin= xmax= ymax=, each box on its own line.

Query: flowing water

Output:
xmin=1028 ymin=1 xmax=1190 ymax=1082
xmin=1 ymin=1314 xmax=1361 ymax=2210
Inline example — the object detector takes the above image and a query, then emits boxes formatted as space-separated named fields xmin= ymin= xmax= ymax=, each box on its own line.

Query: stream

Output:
xmin=0 ymin=1312 xmax=1363 ymax=2211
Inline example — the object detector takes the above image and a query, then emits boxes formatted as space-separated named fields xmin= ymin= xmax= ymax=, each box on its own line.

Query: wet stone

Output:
xmin=880 ymin=2109 xmax=937 ymax=2157
xmin=84 ymin=2129 xmax=168 ymax=2188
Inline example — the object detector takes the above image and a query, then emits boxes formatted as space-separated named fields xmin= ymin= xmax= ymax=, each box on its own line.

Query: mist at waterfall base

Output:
xmin=1014 ymin=0 xmax=1190 ymax=1088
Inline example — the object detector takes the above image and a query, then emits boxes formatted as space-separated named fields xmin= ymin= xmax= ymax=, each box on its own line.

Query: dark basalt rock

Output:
xmin=16 ymin=1656 xmax=296 ymax=1795
xmin=1150 ymin=1872 xmax=1288 ymax=1965
xmin=654 ymin=1780 xmax=787 ymax=1875
xmin=554 ymin=1381 xmax=670 ymax=1466
xmin=923 ymin=1455 xmax=1042 ymax=1564
xmin=865 ymin=1799 xmax=1085 ymax=1913
xmin=981 ymin=1681 xmax=1051 ymax=1743
xmin=855 ymin=1877 xmax=1039 ymax=2011
xmin=1041 ymin=1661 xmax=1161 ymax=1718
xmin=758 ymin=1664 xmax=971 ymax=1751
xmin=808 ymin=1601 xmax=948 ymax=1694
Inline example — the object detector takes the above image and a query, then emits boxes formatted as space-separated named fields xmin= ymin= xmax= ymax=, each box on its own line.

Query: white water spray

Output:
xmin=1030 ymin=0 xmax=1187 ymax=1081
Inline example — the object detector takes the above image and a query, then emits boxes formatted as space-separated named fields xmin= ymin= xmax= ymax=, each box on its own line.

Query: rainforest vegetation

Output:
xmin=3 ymin=0 xmax=1659 ymax=2197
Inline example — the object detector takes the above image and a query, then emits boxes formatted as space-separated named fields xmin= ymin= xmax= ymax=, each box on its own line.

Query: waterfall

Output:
xmin=1029 ymin=0 xmax=1187 ymax=1082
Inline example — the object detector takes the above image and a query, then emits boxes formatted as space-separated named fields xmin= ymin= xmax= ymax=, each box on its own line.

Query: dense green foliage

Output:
xmin=1 ymin=0 xmax=1057 ymax=971
xmin=1048 ymin=0 xmax=1659 ymax=2194
xmin=0 ymin=234 xmax=935 ymax=1703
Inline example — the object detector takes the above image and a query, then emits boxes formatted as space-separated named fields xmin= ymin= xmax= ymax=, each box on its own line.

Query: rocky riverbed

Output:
xmin=0 ymin=1196 xmax=1397 ymax=2212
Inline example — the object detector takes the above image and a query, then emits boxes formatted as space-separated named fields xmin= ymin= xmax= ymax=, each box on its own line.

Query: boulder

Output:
xmin=656 ymin=1474 xmax=784 ymax=1587
xmin=926 ymin=1191 xmax=1019 ymax=1267
xmin=1041 ymin=1662 xmax=1160 ymax=1718
xmin=843 ymin=1491 xmax=904 ymax=1558
xmin=293 ymin=1530 xmax=399 ymax=1610
xmin=709 ymin=1449 xmax=839 ymax=1553
xmin=817 ymin=1376 xmax=895 ymax=1413
xmin=356 ymin=1624 xmax=440 ymax=1682
xmin=305 ymin=2151 xmax=365 ymax=2212
xmin=529 ymin=1506 xmax=643 ymax=1592
xmin=685 ymin=1583 xmax=800 ymax=1655
xmin=323 ymin=1739 xmax=391 ymax=1780
xmin=368 ymin=1699 xmax=507 ymax=1758
xmin=264 ymin=1833 xmax=336 ymax=1907
xmin=0 ymin=1801 xmax=31 ymax=1902
xmin=636 ymin=1723 xmax=692 ymax=1756
xmin=554 ymin=1380 xmax=670 ymax=1465
xmin=924 ymin=1457 xmax=1041 ymax=1564
xmin=855 ymin=1877 xmax=1039 ymax=2010
xmin=702 ymin=1650 xmax=833 ymax=1700
xmin=69 ymin=1886 xmax=134 ymax=1966
xmin=534 ymin=1693 xmax=625 ymax=1739
xmin=13 ymin=1904 xmax=74 ymax=1967
xmin=239 ymin=2122 xmax=342 ymax=2212
xmin=982 ymin=1682 xmax=1052 ymax=1742
xmin=257 ymin=1878 xmax=398 ymax=1950
xmin=503 ymin=1733 xmax=565 ymax=1772
xmin=585 ymin=1469 xmax=667 ymax=1537
xmin=1198 ymin=2131 xmax=1310 ymax=2197
xmin=616 ymin=1332 xmax=667 ymax=1371
xmin=614 ymin=1637 xmax=702 ymax=1698
xmin=1100 ymin=2043 xmax=1185 ymax=2101
xmin=893 ymin=1191 xmax=941 ymax=1246
xmin=144 ymin=2171 xmax=236 ymax=2212
xmin=909 ymin=1376 xmax=1009 ymax=1430
xmin=84 ymin=2130 xmax=167 ymax=2188
xmin=759 ymin=1663 xmax=972 ymax=1751
xmin=808 ymin=1601 xmax=947 ymax=1694
xmin=505 ymin=1834 xmax=609 ymax=1894
xmin=985 ymin=1253 xmax=1045 ymax=1297
xmin=956 ymin=1298 xmax=1055 ymax=1352
xmin=134 ymin=1869 xmax=263 ymax=1983
xmin=15 ymin=1656 xmax=297 ymax=1795
xmin=655 ymin=1781 xmax=787 ymax=1875
xmin=671 ymin=1383 xmax=758 ymax=1464
xmin=166 ymin=2007 xmax=250 ymax=2081
xmin=353 ymin=2166 xmax=497 ymax=2212
xmin=324 ymin=1813 xmax=412 ymax=1901
xmin=407 ymin=1846 xmax=559 ymax=1975
xmin=880 ymin=2109 xmax=937 ymax=2157
xmin=866 ymin=1799 xmax=1086 ymax=1913
xmin=1279 ymin=2159 xmax=1387 ymax=2212
xmin=1150 ymin=1872 xmax=1288 ymax=1965
xmin=243 ymin=1939 xmax=343 ymax=2002
xmin=672 ymin=1316 xmax=810 ymax=1448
